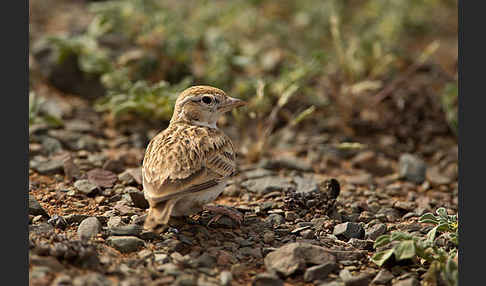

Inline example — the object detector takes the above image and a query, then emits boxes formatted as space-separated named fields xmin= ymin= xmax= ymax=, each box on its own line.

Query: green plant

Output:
xmin=95 ymin=74 xmax=192 ymax=121
xmin=36 ymin=0 xmax=456 ymax=124
xmin=371 ymin=208 xmax=458 ymax=286
xmin=441 ymin=82 xmax=458 ymax=136
xmin=29 ymin=91 xmax=63 ymax=127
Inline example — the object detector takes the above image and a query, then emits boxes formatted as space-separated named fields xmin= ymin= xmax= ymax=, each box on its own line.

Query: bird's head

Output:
xmin=170 ymin=85 xmax=246 ymax=128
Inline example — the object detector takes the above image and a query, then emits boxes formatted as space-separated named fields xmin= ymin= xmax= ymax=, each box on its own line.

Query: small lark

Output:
xmin=142 ymin=85 xmax=246 ymax=233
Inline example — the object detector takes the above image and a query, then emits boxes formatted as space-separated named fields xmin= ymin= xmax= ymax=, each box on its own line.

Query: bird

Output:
xmin=142 ymin=85 xmax=246 ymax=234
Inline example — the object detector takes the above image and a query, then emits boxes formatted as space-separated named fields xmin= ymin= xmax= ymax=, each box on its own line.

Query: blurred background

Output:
xmin=29 ymin=0 xmax=457 ymax=165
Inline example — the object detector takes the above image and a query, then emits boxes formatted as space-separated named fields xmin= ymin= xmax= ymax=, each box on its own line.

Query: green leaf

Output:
xmin=426 ymin=226 xmax=438 ymax=243
xmin=420 ymin=219 xmax=440 ymax=225
xmin=437 ymin=222 xmax=450 ymax=232
xmin=390 ymin=231 xmax=412 ymax=241
xmin=371 ymin=248 xmax=394 ymax=266
xmin=373 ymin=235 xmax=391 ymax=248
xmin=422 ymin=260 xmax=440 ymax=286
xmin=436 ymin=207 xmax=448 ymax=218
xmin=290 ymin=106 xmax=315 ymax=126
xmin=443 ymin=256 xmax=458 ymax=286
xmin=42 ymin=114 xmax=64 ymax=128
xmin=393 ymin=240 xmax=416 ymax=260
xmin=419 ymin=213 xmax=438 ymax=224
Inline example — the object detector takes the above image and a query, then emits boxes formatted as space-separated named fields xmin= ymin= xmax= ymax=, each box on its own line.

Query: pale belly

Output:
xmin=171 ymin=182 xmax=226 ymax=216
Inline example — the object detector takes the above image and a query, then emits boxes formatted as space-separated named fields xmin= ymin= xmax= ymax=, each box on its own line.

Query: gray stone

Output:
xmin=263 ymin=231 xmax=275 ymax=243
xmin=170 ymin=252 xmax=186 ymax=263
xmin=119 ymin=278 xmax=145 ymax=286
xmin=74 ymin=135 xmax=100 ymax=151
xmin=77 ymin=217 xmax=101 ymax=240
xmin=252 ymin=273 xmax=284 ymax=286
xmin=29 ymin=195 xmax=49 ymax=217
xmin=235 ymin=237 xmax=253 ymax=247
xmin=348 ymin=238 xmax=374 ymax=250
xmin=339 ymin=269 xmax=353 ymax=280
xmin=107 ymin=236 xmax=145 ymax=253
xmin=393 ymin=201 xmax=416 ymax=212
xmin=260 ymin=156 xmax=313 ymax=172
xmin=156 ymin=263 xmax=180 ymax=275
xmin=333 ymin=222 xmax=365 ymax=240
xmin=393 ymin=278 xmax=419 ymax=286
xmin=244 ymin=168 xmax=275 ymax=179
xmin=29 ymin=255 xmax=64 ymax=271
xmin=65 ymin=120 xmax=92 ymax=133
xmin=402 ymin=212 xmax=418 ymax=219
xmin=127 ymin=188 xmax=149 ymax=209
xmin=347 ymin=173 xmax=373 ymax=185
xmin=285 ymin=211 xmax=298 ymax=221
xmin=137 ymin=249 xmax=152 ymax=260
xmin=264 ymin=242 xmax=336 ymax=277
xmin=48 ymin=214 xmax=68 ymax=229
xmin=47 ymin=129 xmax=81 ymax=145
xmin=240 ymin=247 xmax=262 ymax=258
xmin=74 ymin=179 xmax=99 ymax=195
xmin=399 ymin=154 xmax=426 ymax=184
xmin=327 ymin=249 xmax=367 ymax=262
xmin=30 ymin=157 xmax=64 ymax=174
xmin=197 ymin=275 xmax=219 ymax=286
xmin=365 ymin=223 xmax=387 ymax=240
xmin=29 ymin=266 xmax=51 ymax=280
xmin=64 ymin=214 xmax=89 ymax=224
xmin=241 ymin=176 xmax=293 ymax=195
xmin=118 ymin=170 xmax=136 ymax=184
xmin=264 ymin=214 xmax=285 ymax=228
xmin=261 ymin=201 xmax=275 ymax=211
xmin=72 ymin=273 xmax=113 ymax=286
xmin=294 ymin=176 xmax=319 ymax=193
xmin=195 ymin=253 xmax=216 ymax=268
xmin=304 ymin=262 xmax=338 ymax=282
xmin=301 ymin=229 xmax=315 ymax=239
xmin=372 ymin=269 xmax=394 ymax=284
xmin=291 ymin=226 xmax=311 ymax=234
xmin=87 ymin=153 xmax=107 ymax=167
xmin=102 ymin=159 xmax=125 ymax=174
xmin=173 ymin=274 xmax=196 ymax=286
xmin=220 ymin=271 xmax=233 ymax=286
xmin=107 ymin=216 xmax=123 ymax=229
xmin=109 ymin=224 xmax=143 ymax=236
xmin=378 ymin=208 xmax=402 ymax=222
xmin=29 ymin=223 xmax=54 ymax=235
xmin=318 ymin=282 xmax=343 ymax=286
xmin=41 ymin=136 xmax=63 ymax=155
xmin=154 ymin=253 xmax=169 ymax=264
xmin=343 ymin=273 xmax=373 ymax=286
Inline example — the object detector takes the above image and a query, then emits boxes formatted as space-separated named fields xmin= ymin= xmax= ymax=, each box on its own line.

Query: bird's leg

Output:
xmin=203 ymin=205 xmax=244 ymax=227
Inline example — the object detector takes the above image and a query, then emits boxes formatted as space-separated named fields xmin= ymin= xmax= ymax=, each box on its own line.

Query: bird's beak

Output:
xmin=219 ymin=96 xmax=246 ymax=112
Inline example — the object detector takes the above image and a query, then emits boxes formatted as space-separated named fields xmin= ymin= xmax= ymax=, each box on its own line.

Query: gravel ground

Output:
xmin=28 ymin=94 xmax=458 ymax=286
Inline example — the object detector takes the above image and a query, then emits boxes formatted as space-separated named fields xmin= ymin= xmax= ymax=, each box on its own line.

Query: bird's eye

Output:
xmin=202 ymin=96 xmax=212 ymax=104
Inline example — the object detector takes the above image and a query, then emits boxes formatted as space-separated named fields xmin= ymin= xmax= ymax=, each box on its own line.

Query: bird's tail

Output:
xmin=143 ymin=199 xmax=178 ymax=234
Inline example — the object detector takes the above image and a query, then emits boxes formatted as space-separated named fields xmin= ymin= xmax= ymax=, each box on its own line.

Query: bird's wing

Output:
xmin=142 ymin=123 xmax=236 ymax=205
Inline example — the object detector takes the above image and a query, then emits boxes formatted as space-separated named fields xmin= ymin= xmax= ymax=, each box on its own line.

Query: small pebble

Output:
xmin=77 ymin=217 xmax=101 ymax=241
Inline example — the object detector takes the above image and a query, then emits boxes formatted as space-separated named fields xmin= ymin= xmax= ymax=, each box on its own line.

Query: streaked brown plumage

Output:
xmin=142 ymin=85 xmax=245 ymax=233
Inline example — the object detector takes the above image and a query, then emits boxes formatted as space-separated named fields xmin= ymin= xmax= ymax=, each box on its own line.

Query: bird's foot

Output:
xmin=203 ymin=205 xmax=244 ymax=227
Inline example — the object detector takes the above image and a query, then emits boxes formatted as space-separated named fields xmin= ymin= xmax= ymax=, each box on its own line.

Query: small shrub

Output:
xmin=371 ymin=207 xmax=458 ymax=286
